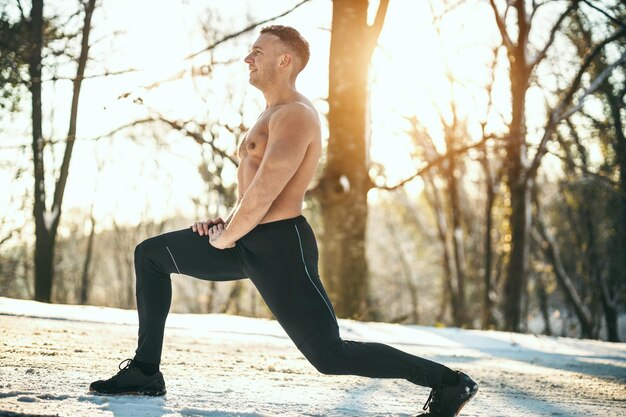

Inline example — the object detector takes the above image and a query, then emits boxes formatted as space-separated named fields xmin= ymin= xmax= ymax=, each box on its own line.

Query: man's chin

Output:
xmin=248 ymin=78 xmax=261 ymax=89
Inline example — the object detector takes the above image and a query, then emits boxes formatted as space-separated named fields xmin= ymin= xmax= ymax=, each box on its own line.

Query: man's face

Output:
xmin=244 ymin=33 xmax=284 ymax=89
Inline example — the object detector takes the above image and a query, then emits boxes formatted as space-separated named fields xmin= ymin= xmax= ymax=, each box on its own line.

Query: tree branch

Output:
xmin=117 ymin=58 xmax=239 ymax=99
xmin=155 ymin=116 xmax=238 ymax=166
xmin=565 ymin=118 xmax=588 ymax=169
xmin=184 ymin=0 xmax=311 ymax=61
xmin=34 ymin=118 xmax=158 ymax=148
xmin=529 ymin=0 xmax=549 ymax=22
xmin=528 ymin=1 xmax=579 ymax=71
xmin=376 ymin=134 xmax=500 ymax=190
xmin=532 ymin=216 xmax=593 ymax=335
xmin=581 ymin=0 xmax=626 ymax=29
xmin=488 ymin=0 xmax=514 ymax=53
xmin=559 ymin=26 xmax=626 ymax=117
xmin=43 ymin=68 xmax=141 ymax=82
xmin=515 ymin=0 xmax=530 ymax=53
xmin=526 ymin=28 xmax=626 ymax=180
xmin=0 ymin=223 xmax=19 ymax=246
xmin=552 ymin=128 xmax=619 ymax=191
xmin=559 ymin=51 xmax=626 ymax=121
xmin=52 ymin=0 xmax=96 ymax=215
xmin=91 ymin=118 xmax=158 ymax=141
xmin=15 ymin=0 xmax=26 ymax=20
xmin=368 ymin=0 xmax=389 ymax=46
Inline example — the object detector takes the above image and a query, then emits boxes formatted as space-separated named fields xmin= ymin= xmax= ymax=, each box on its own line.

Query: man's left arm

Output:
xmin=211 ymin=104 xmax=315 ymax=248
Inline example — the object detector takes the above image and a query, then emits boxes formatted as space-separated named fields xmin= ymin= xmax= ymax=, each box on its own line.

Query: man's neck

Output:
xmin=262 ymin=82 xmax=298 ymax=107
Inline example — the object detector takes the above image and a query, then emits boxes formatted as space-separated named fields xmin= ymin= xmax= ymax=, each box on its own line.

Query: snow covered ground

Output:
xmin=0 ymin=296 xmax=625 ymax=417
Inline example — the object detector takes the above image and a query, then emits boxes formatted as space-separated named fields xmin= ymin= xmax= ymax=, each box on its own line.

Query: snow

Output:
xmin=1 ymin=296 xmax=625 ymax=417
xmin=43 ymin=207 xmax=59 ymax=231
xmin=339 ymin=175 xmax=350 ymax=193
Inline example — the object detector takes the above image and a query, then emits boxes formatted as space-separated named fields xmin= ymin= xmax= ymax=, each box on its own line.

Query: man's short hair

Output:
xmin=260 ymin=25 xmax=310 ymax=75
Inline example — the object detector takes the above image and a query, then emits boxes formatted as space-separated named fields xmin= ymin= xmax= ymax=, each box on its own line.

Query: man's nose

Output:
xmin=244 ymin=54 xmax=253 ymax=64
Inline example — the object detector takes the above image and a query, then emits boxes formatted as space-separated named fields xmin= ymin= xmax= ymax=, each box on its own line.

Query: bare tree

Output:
xmin=532 ymin=213 xmax=594 ymax=338
xmin=564 ymin=4 xmax=625 ymax=342
xmin=311 ymin=0 xmax=389 ymax=319
xmin=487 ymin=0 xmax=625 ymax=331
xmin=401 ymin=113 xmax=478 ymax=327
xmin=78 ymin=148 xmax=107 ymax=305
xmin=28 ymin=0 xmax=97 ymax=302
xmin=382 ymin=202 xmax=420 ymax=323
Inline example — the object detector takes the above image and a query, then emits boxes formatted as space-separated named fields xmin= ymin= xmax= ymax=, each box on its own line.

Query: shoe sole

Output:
xmin=89 ymin=382 xmax=166 ymax=397
xmin=416 ymin=384 xmax=479 ymax=416
xmin=89 ymin=389 xmax=166 ymax=396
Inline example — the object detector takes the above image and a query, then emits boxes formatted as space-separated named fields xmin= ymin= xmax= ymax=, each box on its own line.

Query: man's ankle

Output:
xmin=440 ymin=368 xmax=460 ymax=386
xmin=133 ymin=358 xmax=160 ymax=376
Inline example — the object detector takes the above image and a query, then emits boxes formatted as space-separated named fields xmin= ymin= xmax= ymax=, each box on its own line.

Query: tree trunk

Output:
xmin=564 ymin=9 xmax=623 ymax=341
xmin=605 ymin=90 xmax=625 ymax=343
xmin=533 ymin=221 xmax=594 ymax=338
xmin=444 ymin=137 xmax=467 ymax=326
xmin=29 ymin=0 xmax=53 ymax=302
xmin=384 ymin=213 xmax=419 ymax=323
xmin=31 ymin=0 xmax=96 ymax=302
xmin=481 ymin=144 xmax=497 ymax=328
xmin=112 ymin=220 xmax=134 ymax=308
xmin=79 ymin=208 xmax=96 ymax=304
xmin=316 ymin=0 xmax=388 ymax=319
xmin=423 ymin=175 xmax=457 ymax=325
xmin=597 ymin=269 xmax=619 ymax=342
xmin=52 ymin=0 xmax=96 ymax=225
xmin=582 ymin=204 xmax=602 ymax=339
xmin=222 ymin=281 xmax=243 ymax=315
xmin=207 ymin=281 xmax=217 ymax=312
xmin=536 ymin=273 xmax=552 ymax=336
xmin=502 ymin=11 xmax=532 ymax=331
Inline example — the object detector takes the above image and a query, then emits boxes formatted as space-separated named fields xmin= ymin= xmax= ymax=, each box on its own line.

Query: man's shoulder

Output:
xmin=269 ymin=101 xmax=318 ymax=126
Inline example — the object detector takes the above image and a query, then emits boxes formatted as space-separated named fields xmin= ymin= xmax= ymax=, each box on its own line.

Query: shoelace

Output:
xmin=422 ymin=386 xmax=441 ymax=411
xmin=117 ymin=358 xmax=135 ymax=374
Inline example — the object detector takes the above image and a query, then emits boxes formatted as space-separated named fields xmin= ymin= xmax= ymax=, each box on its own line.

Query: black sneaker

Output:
xmin=419 ymin=371 xmax=478 ymax=416
xmin=89 ymin=359 xmax=166 ymax=396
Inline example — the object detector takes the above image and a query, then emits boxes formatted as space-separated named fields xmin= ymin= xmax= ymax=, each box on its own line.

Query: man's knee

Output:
xmin=134 ymin=239 xmax=151 ymax=266
xmin=134 ymin=236 xmax=167 ymax=273
xmin=134 ymin=241 xmax=144 ymax=262
xmin=307 ymin=352 xmax=340 ymax=375
xmin=300 ymin=337 xmax=345 ymax=375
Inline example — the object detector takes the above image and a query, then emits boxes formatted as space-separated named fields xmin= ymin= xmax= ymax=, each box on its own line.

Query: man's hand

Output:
xmin=208 ymin=223 xmax=236 ymax=250
xmin=190 ymin=218 xmax=235 ymax=249
xmin=190 ymin=218 xmax=224 ymax=236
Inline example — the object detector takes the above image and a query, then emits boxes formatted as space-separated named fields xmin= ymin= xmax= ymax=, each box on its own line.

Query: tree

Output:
xmin=0 ymin=5 xmax=29 ymax=116
xmin=547 ymin=2 xmax=626 ymax=341
xmin=487 ymin=0 xmax=625 ymax=331
xmin=28 ymin=0 xmax=97 ymax=302
xmin=313 ymin=0 xmax=389 ymax=319
xmin=404 ymin=114 xmax=471 ymax=327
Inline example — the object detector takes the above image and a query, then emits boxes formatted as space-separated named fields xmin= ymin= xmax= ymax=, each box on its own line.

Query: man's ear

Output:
xmin=279 ymin=53 xmax=293 ymax=68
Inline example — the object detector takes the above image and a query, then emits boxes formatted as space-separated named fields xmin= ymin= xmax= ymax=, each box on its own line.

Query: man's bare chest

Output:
xmin=238 ymin=112 xmax=274 ymax=159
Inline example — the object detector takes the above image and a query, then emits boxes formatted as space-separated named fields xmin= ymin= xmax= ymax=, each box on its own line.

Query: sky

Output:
xmin=1 ymin=0 xmax=574 ymax=237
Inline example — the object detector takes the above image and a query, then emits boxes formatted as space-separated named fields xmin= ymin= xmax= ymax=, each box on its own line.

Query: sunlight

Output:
xmin=65 ymin=0 xmax=332 ymax=226
xmin=366 ymin=0 xmax=510 ymax=188
xmin=3 ymin=0 xmax=523 ymax=227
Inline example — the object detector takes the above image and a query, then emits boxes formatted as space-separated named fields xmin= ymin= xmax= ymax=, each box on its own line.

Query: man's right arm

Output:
xmin=224 ymin=163 xmax=244 ymax=226
xmin=224 ymin=202 xmax=238 ymax=225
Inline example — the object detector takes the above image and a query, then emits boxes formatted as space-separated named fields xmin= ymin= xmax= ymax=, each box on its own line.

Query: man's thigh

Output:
xmin=243 ymin=254 xmax=339 ymax=347
xmin=160 ymin=228 xmax=246 ymax=281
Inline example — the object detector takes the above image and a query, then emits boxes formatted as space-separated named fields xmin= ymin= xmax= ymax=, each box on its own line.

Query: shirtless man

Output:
xmin=89 ymin=26 xmax=478 ymax=417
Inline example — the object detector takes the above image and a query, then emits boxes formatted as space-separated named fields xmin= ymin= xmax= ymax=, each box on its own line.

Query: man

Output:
xmin=89 ymin=25 xmax=478 ymax=416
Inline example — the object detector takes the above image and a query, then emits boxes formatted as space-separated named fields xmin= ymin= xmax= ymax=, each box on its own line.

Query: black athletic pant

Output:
xmin=133 ymin=215 xmax=449 ymax=388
